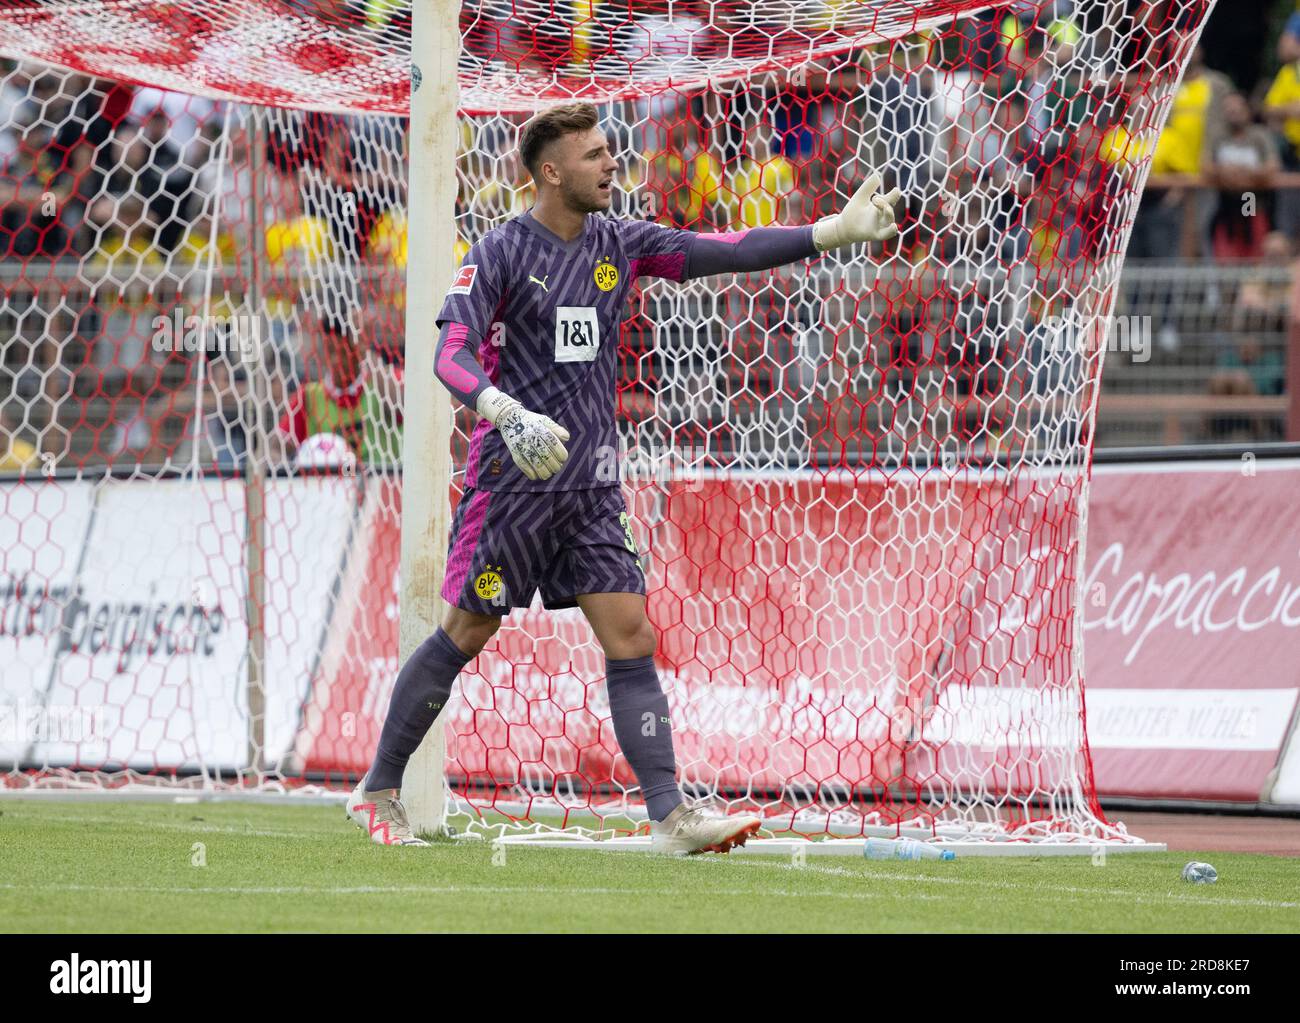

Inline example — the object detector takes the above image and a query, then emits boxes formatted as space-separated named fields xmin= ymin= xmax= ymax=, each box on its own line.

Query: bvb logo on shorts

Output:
xmin=594 ymin=260 xmax=619 ymax=292
xmin=474 ymin=565 xmax=504 ymax=602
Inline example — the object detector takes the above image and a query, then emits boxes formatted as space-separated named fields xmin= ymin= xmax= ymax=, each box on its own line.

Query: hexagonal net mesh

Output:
xmin=0 ymin=1 xmax=1213 ymax=845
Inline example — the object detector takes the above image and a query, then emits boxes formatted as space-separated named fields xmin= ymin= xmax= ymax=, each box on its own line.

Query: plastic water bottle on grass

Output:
xmin=1181 ymin=861 xmax=1217 ymax=884
xmin=864 ymin=837 xmax=955 ymax=861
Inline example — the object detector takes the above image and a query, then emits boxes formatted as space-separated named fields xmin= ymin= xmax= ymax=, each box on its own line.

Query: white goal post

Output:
xmin=398 ymin=0 xmax=460 ymax=840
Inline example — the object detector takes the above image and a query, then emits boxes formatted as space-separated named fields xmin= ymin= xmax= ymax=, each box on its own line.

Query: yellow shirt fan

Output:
xmin=264 ymin=215 xmax=334 ymax=264
xmin=725 ymin=156 xmax=797 ymax=229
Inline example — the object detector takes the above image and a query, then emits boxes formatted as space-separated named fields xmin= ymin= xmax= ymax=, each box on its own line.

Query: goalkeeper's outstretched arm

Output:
xmin=684 ymin=173 xmax=902 ymax=280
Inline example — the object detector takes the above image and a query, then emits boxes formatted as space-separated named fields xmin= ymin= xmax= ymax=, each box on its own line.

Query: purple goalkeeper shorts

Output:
xmin=441 ymin=485 xmax=646 ymax=616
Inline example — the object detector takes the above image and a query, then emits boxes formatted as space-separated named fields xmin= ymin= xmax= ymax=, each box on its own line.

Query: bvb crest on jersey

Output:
xmin=594 ymin=260 xmax=619 ymax=291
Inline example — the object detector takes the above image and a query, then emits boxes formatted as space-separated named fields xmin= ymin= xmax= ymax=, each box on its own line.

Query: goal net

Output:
xmin=0 ymin=0 xmax=1213 ymax=847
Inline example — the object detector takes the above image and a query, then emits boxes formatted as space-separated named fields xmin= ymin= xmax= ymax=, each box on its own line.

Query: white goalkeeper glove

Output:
xmin=812 ymin=173 xmax=903 ymax=251
xmin=476 ymin=386 xmax=571 ymax=481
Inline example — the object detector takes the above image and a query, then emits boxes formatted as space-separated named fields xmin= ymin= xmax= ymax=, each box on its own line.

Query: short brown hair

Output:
xmin=518 ymin=102 xmax=600 ymax=178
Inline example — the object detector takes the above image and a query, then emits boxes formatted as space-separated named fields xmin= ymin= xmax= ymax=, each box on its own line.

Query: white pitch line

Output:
xmin=732 ymin=857 xmax=1300 ymax=911
xmin=1 ymin=872 xmax=1295 ymax=913
xmin=0 ymin=881 xmax=945 ymax=903
xmin=14 ymin=812 xmax=338 ymax=840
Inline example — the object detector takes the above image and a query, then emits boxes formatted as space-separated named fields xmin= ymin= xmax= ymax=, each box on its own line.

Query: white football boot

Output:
xmin=649 ymin=804 xmax=762 ymax=856
xmin=346 ymin=780 xmax=430 ymax=846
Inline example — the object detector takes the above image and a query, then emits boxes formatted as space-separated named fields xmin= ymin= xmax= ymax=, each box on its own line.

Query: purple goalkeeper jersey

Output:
xmin=435 ymin=209 xmax=698 ymax=493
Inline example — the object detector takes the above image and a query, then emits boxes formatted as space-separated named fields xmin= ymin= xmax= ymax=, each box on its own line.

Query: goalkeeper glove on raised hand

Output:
xmin=476 ymin=386 xmax=571 ymax=481
xmin=812 ymin=173 xmax=903 ymax=251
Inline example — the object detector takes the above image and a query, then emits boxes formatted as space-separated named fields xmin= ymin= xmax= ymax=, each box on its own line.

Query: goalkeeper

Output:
xmin=348 ymin=102 xmax=900 ymax=852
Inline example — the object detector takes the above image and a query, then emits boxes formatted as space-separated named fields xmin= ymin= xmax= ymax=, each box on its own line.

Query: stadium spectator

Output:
xmin=173 ymin=208 xmax=237 ymax=268
xmin=1 ymin=0 xmax=1295 ymax=475
xmin=135 ymin=109 xmax=196 ymax=251
xmin=46 ymin=138 xmax=104 ymax=255
xmin=954 ymin=9 xmax=1008 ymax=79
xmin=363 ymin=351 xmax=404 ymax=466
xmin=367 ymin=205 xmax=408 ymax=268
xmin=94 ymin=123 xmax=186 ymax=255
xmin=720 ymin=120 xmax=798 ymax=230
xmin=293 ymin=111 xmax=404 ymax=377
xmin=644 ymin=117 xmax=724 ymax=228
xmin=1131 ymin=46 xmax=1230 ymax=258
xmin=467 ymin=151 xmax=534 ymax=227
xmin=873 ymin=238 xmax=941 ymax=401
xmin=790 ymin=49 xmax=864 ymax=209
xmin=0 ymin=60 xmax=31 ymax=164
xmin=276 ymin=331 xmax=363 ymax=462
xmin=1263 ymin=40 xmax=1300 ymax=236
xmin=1233 ymin=230 xmax=1294 ymax=332
xmin=1028 ymin=162 xmax=1086 ymax=269
xmin=674 ymin=115 xmax=725 ymax=225
xmin=0 ymin=401 xmax=38 ymax=473
xmin=275 ymin=325 xmax=401 ymax=468
xmin=644 ymin=152 xmax=689 ymax=227
xmin=197 ymin=346 xmax=295 ymax=471
xmin=188 ymin=122 xmax=302 ymax=268
xmin=349 ymin=114 xmax=407 ymax=245
xmin=258 ymin=210 xmax=337 ymax=381
xmin=860 ymin=37 xmax=937 ymax=202
xmin=130 ymin=87 xmax=218 ymax=161
xmin=272 ymin=110 xmax=404 ymax=376
xmin=0 ymin=124 xmax=64 ymax=257
xmin=618 ymin=1 xmax=713 ymax=155
xmin=994 ymin=1 xmax=1083 ymax=87
xmin=105 ymin=401 xmax=155 ymax=458
xmin=1027 ymin=32 xmax=1091 ymax=155
xmin=972 ymin=93 xmax=1035 ymax=188
xmin=84 ymin=194 xmax=163 ymax=283
xmin=263 ymin=196 xmax=332 ymax=253
xmin=943 ymin=138 xmax=1031 ymax=270
xmin=201 ymin=355 xmax=248 ymax=470
xmin=137 ymin=110 xmax=184 ymax=175
xmin=43 ymin=73 xmax=131 ymax=161
xmin=1278 ymin=2 xmax=1300 ymax=62
xmin=1204 ymin=92 xmax=1281 ymax=258
xmin=1206 ymin=334 xmax=1285 ymax=440
xmin=770 ymin=69 xmax=823 ymax=165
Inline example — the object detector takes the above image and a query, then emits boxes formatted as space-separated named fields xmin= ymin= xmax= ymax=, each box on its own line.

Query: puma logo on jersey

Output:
xmin=529 ymin=274 xmax=550 ymax=292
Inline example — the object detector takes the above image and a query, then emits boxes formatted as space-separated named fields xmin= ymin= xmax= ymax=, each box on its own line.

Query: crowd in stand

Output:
xmin=1 ymin=1 xmax=1298 ymax=473
xmin=0 ymin=59 xmax=411 ymax=470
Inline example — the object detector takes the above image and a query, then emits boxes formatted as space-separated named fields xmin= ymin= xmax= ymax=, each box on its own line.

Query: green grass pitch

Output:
xmin=1 ymin=800 xmax=1296 ymax=933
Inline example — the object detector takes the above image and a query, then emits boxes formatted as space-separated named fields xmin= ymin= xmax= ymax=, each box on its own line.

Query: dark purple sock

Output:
xmin=364 ymin=627 xmax=472 ymax=792
xmin=605 ymin=654 xmax=683 ymax=822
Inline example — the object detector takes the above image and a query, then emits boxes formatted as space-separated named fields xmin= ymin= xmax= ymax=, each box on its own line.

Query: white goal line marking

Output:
xmin=1 ymin=878 xmax=1293 ymax=913
xmin=0 ymin=881 xmax=945 ymax=903
xmin=731 ymin=858 xmax=1300 ymax=911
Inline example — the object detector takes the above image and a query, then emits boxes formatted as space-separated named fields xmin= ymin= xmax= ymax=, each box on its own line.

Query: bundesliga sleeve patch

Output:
xmin=448 ymin=264 xmax=478 ymax=296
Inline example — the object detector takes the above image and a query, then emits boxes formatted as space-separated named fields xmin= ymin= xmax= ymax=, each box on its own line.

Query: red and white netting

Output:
xmin=0 ymin=1 xmax=1213 ymax=845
